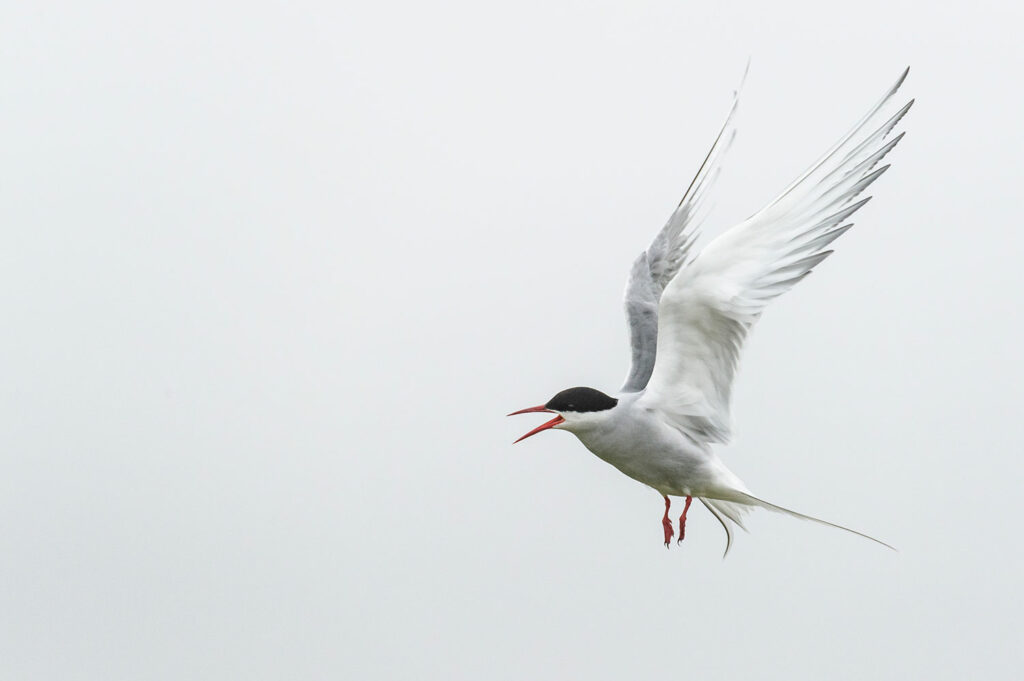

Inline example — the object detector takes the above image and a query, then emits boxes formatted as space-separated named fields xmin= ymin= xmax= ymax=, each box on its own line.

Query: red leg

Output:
xmin=676 ymin=495 xmax=693 ymax=545
xmin=661 ymin=495 xmax=674 ymax=548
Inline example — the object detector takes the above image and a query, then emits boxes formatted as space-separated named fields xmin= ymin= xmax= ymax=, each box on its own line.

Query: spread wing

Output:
xmin=640 ymin=68 xmax=913 ymax=442
xmin=620 ymin=72 xmax=744 ymax=393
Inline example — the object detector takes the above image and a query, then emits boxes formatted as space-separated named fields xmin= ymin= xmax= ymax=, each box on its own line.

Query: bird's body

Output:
xmin=566 ymin=392 xmax=740 ymax=499
xmin=510 ymin=67 xmax=912 ymax=555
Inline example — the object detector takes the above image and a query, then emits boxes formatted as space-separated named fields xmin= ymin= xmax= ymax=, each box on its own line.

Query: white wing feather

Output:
xmin=620 ymin=68 xmax=745 ymax=392
xmin=641 ymin=69 xmax=913 ymax=443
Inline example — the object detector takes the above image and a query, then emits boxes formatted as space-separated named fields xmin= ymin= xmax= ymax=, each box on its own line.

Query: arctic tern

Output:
xmin=510 ymin=68 xmax=911 ymax=555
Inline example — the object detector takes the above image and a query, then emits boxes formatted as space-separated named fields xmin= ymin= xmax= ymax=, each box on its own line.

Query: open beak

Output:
xmin=507 ymin=405 xmax=565 ymax=443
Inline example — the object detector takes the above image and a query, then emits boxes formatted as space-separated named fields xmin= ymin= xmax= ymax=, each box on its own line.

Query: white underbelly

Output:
xmin=575 ymin=421 xmax=718 ymax=497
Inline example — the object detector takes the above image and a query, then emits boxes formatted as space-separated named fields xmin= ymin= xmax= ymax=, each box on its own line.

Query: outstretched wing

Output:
xmin=640 ymin=69 xmax=913 ymax=442
xmin=620 ymin=72 xmax=744 ymax=393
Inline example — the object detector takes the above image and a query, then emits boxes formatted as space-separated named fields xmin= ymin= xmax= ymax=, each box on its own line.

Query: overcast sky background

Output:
xmin=2 ymin=1 xmax=1022 ymax=679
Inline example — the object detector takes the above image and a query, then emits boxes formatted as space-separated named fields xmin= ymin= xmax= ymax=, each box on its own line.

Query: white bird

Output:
xmin=510 ymin=68 xmax=912 ymax=555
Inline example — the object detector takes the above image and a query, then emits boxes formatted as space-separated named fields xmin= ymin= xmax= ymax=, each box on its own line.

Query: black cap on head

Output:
xmin=544 ymin=387 xmax=618 ymax=413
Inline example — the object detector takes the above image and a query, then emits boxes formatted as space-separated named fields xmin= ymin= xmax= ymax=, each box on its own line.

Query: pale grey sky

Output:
xmin=1 ymin=1 xmax=1022 ymax=679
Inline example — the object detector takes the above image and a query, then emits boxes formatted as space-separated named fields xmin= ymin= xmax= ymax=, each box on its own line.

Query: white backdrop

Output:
xmin=1 ymin=1 xmax=1021 ymax=679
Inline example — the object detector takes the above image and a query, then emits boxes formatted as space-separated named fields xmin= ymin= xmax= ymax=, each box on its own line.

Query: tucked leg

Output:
xmin=662 ymin=495 xmax=674 ymax=547
xmin=676 ymin=495 xmax=693 ymax=545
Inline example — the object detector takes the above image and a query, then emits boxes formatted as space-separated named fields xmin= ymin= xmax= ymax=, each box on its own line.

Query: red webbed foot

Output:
xmin=676 ymin=495 xmax=693 ymax=545
xmin=661 ymin=495 xmax=674 ymax=547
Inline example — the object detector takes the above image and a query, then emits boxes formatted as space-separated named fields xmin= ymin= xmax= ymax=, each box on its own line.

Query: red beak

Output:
xmin=508 ymin=404 xmax=565 ymax=443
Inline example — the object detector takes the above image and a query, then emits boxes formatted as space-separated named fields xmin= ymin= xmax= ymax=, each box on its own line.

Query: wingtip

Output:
xmin=731 ymin=57 xmax=752 ymax=101
xmin=864 ymin=164 xmax=892 ymax=184
xmin=849 ymin=195 xmax=873 ymax=211
xmin=887 ymin=66 xmax=911 ymax=98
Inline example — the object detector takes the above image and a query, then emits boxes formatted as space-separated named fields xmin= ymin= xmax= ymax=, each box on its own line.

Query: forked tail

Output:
xmin=700 ymin=493 xmax=896 ymax=557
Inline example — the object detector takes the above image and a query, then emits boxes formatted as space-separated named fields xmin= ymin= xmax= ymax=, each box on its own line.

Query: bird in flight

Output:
xmin=510 ymin=68 xmax=912 ymax=555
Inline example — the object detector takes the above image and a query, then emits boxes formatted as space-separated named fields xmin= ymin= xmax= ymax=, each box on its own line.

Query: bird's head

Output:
xmin=508 ymin=386 xmax=619 ymax=442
